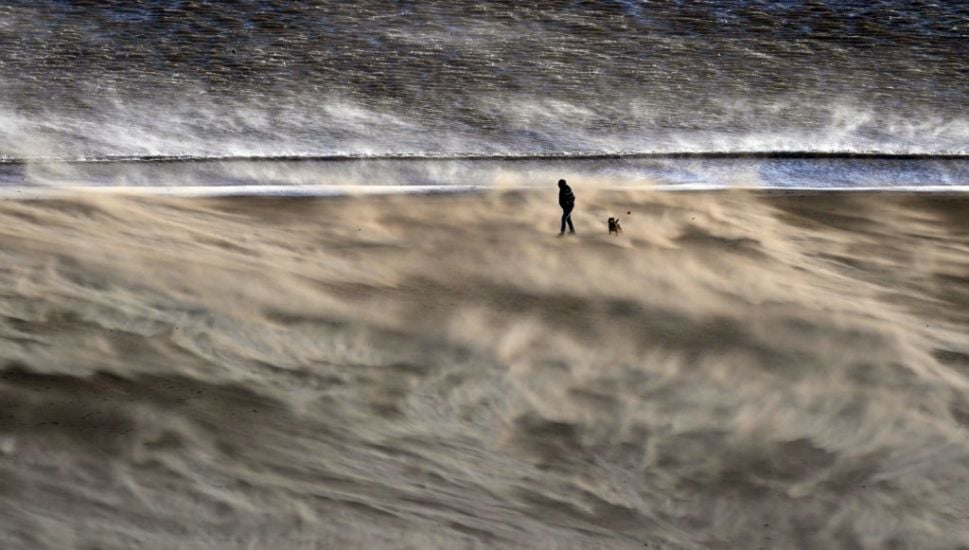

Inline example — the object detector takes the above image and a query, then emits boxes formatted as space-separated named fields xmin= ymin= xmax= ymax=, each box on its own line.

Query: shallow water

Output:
xmin=1 ymin=190 xmax=968 ymax=549
xmin=3 ymin=155 xmax=968 ymax=192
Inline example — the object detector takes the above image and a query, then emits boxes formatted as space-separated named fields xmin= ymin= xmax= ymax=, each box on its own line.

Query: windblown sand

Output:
xmin=1 ymin=190 xmax=968 ymax=549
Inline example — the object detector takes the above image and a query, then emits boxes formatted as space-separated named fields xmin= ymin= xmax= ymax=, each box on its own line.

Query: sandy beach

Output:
xmin=1 ymin=189 xmax=968 ymax=549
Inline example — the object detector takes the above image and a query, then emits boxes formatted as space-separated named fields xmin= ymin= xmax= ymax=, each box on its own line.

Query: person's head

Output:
xmin=558 ymin=179 xmax=567 ymax=188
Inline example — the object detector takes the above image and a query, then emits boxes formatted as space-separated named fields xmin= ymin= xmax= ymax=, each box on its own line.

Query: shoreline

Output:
xmin=3 ymin=184 xmax=969 ymax=201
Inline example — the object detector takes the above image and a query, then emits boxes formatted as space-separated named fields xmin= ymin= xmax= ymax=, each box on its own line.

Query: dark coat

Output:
xmin=558 ymin=184 xmax=575 ymax=209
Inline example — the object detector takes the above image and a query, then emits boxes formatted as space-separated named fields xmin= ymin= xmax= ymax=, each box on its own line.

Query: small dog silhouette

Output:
xmin=608 ymin=217 xmax=622 ymax=235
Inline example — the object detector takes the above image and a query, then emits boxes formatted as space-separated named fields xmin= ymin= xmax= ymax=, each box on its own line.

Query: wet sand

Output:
xmin=1 ymin=189 xmax=968 ymax=549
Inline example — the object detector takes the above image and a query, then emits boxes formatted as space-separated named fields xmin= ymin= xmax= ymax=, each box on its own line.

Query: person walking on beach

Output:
xmin=558 ymin=179 xmax=575 ymax=235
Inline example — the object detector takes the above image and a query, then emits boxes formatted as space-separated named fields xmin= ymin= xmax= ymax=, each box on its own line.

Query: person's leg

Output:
xmin=566 ymin=212 xmax=575 ymax=234
xmin=560 ymin=208 xmax=569 ymax=234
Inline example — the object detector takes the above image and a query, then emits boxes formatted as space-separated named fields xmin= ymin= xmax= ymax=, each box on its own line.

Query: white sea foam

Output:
xmin=2 ymin=95 xmax=967 ymax=164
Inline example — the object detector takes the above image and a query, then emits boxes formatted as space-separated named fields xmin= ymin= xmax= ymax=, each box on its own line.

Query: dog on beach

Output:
xmin=608 ymin=216 xmax=622 ymax=235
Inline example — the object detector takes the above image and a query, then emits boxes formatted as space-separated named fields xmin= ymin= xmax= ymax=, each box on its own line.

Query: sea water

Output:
xmin=0 ymin=1 xmax=966 ymax=191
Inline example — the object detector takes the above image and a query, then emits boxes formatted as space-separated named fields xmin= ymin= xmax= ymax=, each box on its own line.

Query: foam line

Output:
xmin=1 ymin=151 xmax=968 ymax=165
xmin=3 ymin=183 xmax=969 ymax=200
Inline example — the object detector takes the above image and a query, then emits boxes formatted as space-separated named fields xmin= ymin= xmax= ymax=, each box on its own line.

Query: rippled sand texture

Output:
xmin=1 ymin=190 xmax=968 ymax=549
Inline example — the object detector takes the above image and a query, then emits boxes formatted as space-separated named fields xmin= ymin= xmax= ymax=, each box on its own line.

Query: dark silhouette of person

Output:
xmin=558 ymin=179 xmax=575 ymax=235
